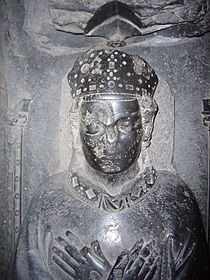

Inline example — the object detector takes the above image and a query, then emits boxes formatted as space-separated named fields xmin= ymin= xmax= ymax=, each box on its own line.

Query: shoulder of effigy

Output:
xmin=29 ymin=172 xmax=74 ymax=205
xmin=153 ymin=171 xmax=203 ymax=227
xmin=155 ymin=170 xmax=198 ymax=207
xmin=24 ymin=173 xmax=79 ymax=222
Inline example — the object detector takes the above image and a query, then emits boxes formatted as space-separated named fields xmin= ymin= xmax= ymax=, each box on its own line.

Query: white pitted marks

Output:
xmin=68 ymin=49 xmax=158 ymax=100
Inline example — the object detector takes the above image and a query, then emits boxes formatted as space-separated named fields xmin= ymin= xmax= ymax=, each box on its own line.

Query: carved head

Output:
xmin=68 ymin=49 xmax=158 ymax=174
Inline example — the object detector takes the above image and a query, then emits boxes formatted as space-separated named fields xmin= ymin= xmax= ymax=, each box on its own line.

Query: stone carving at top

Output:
xmin=49 ymin=0 xmax=209 ymax=38
xmin=23 ymin=0 xmax=210 ymax=53
xmin=8 ymin=49 xmax=208 ymax=279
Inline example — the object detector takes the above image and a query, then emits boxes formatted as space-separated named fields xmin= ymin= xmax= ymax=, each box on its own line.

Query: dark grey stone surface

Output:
xmin=0 ymin=0 xmax=209 ymax=279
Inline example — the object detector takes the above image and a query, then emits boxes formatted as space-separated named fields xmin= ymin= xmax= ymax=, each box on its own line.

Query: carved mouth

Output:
xmin=100 ymin=160 xmax=121 ymax=173
xmin=105 ymin=151 xmax=117 ymax=157
xmin=102 ymin=150 xmax=122 ymax=160
xmin=102 ymin=155 xmax=117 ymax=160
xmin=103 ymin=147 xmax=120 ymax=156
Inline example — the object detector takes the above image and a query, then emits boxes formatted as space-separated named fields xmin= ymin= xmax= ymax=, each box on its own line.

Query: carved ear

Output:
xmin=139 ymin=96 xmax=158 ymax=149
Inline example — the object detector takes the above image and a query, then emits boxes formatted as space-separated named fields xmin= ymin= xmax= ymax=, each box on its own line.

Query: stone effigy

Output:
xmin=9 ymin=49 xmax=208 ymax=279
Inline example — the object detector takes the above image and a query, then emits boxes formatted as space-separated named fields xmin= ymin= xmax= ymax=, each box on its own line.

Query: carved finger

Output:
xmin=86 ymin=253 xmax=105 ymax=274
xmin=137 ymin=262 xmax=150 ymax=278
xmin=128 ymin=243 xmax=143 ymax=267
xmin=90 ymin=241 xmax=103 ymax=256
xmin=128 ymin=241 xmax=158 ymax=278
xmin=114 ymin=254 xmax=129 ymax=269
xmin=161 ymin=236 xmax=175 ymax=279
xmin=65 ymin=244 xmax=87 ymax=266
xmin=56 ymin=236 xmax=87 ymax=265
xmin=52 ymin=246 xmax=80 ymax=271
xmin=80 ymin=246 xmax=89 ymax=257
xmin=111 ymin=248 xmax=129 ymax=270
xmin=66 ymin=230 xmax=84 ymax=248
xmin=124 ymin=258 xmax=134 ymax=272
xmin=175 ymin=232 xmax=196 ymax=271
xmin=130 ymin=255 xmax=144 ymax=274
xmin=144 ymin=256 xmax=159 ymax=280
xmin=140 ymin=240 xmax=158 ymax=263
xmin=178 ymin=233 xmax=191 ymax=260
xmin=141 ymin=244 xmax=151 ymax=259
xmin=55 ymin=236 xmax=67 ymax=247
xmin=84 ymin=241 xmax=111 ymax=274
xmin=129 ymin=239 xmax=144 ymax=256
xmin=90 ymin=241 xmax=109 ymax=264
xmin=52 ymin=254 xmax=76 ymax=279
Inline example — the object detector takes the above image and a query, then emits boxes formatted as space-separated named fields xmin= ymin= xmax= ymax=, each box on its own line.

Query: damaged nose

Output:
xmin=106 ymin=125 xmax=117 ymax=145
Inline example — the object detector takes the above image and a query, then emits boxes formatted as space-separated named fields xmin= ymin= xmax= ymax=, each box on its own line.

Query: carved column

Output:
xmin=202 ymin=98 xmax=210 ymax=244
xmin=6 ymin=99 xmax=31 ymax=242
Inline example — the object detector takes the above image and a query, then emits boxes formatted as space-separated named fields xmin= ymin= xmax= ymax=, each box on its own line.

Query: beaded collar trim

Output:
xmin=69 ymin=166 xmax=157 ymax=212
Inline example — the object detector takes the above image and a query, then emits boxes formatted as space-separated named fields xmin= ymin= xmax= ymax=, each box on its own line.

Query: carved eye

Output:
xmin=116 ymin=118 xmax=134 ymax=133
xmin=86 ymin=122 xmax=105 ymax=135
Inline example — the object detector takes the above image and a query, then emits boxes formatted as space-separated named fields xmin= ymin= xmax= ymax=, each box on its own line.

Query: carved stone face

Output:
xmin=80 ymin=98 xmax=142 ymax=174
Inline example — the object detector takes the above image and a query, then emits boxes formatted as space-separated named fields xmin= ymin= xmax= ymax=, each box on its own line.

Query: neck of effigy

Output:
xmin=100 ymin=163 xmax=140 ymax=196
xmin=71 ymin=155 xmax=141 ymax=196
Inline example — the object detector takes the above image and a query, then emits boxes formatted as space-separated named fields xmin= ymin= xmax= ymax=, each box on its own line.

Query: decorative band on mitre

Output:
xmin=68 ymin=49 xmax=158 ymax=99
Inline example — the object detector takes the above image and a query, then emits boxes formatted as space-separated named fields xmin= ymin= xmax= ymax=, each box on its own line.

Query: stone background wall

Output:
xmin=0 ymin=0 xmax=209 ymax=279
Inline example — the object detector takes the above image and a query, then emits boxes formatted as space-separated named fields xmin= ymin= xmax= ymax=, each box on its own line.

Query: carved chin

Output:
xmin=83 ymin=142 xmax=141 ymax=174
xmin=99 ymin=160 xmax=122 ymax=174
xmin=86 ymin=152 xmax=138 ymax=174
